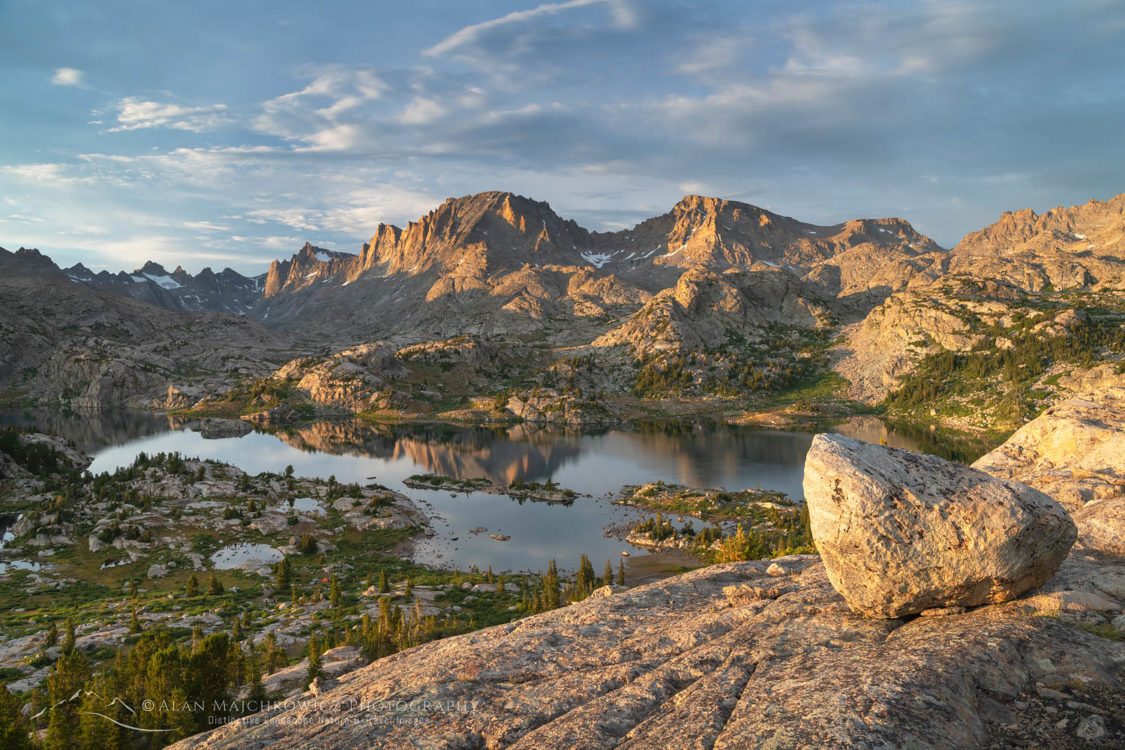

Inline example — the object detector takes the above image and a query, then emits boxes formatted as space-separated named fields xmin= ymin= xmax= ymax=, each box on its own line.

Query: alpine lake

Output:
xmin=1 ymin=408 xmax=995 ymax=580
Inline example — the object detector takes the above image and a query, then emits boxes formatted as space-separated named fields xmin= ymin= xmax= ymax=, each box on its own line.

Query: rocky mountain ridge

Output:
xmin=54 ymin=254 xmax=267 ymax=314
xmin=0 ymin=247 xmax=290 ymax=410
xmin=4 ymin=190 xmax=1124 ymax=421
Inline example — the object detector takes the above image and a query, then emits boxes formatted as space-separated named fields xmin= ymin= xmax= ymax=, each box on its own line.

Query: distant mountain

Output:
xmin=5 ymin=189 xmax=1123 ymax=422
xmin=248 ymin=190 xmax=942 ymax=341
xmin=63 ymin=259 xmax=265 ymax=314
xmin=0 ymin=247 xmax=283 ymax=410
xmin=947 ymin=193 xmax=1125 ymax=290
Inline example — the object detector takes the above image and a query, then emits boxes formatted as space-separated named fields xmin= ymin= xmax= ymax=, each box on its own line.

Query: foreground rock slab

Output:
xmin=804 ymin=433 xmax=1076 ymax=618
xmin=169 ymin=554 xmax=1123 ymax=750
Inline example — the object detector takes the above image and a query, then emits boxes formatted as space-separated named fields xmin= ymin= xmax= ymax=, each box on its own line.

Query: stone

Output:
xmin=803 ymin=434 xmax=1076 ymax=618
xmin=1072 ymin=498 xmax=1125 ymax=557
xmin=1075 ymin=715 xmax=1106 ymax=740
xmin=972 ymin=388 xmax=1125 ymax=511
xmin=166 ymin=555 xmax=1125 ymax=750
xmin=765 ymin=562 xmax=787 ymax=576
xmin=147 ymin=563 xmax=168 ymax=579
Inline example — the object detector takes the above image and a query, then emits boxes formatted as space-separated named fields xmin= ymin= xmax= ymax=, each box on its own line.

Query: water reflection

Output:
xmin=9 ymin=409 xmax=998 ymax=575
xmin=0 ymin=407 xmax=169 ymax=453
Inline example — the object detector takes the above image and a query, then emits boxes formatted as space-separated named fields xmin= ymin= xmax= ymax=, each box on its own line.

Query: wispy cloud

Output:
xmin=105 ymin=98 xmax=230 ymax=132
xmin=426 ymin=0 xmax=613 ymax=57
xmin=52 ymin=67 xmax=83 ymax=86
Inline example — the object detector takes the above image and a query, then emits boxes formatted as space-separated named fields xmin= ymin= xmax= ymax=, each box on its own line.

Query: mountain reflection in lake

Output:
xmin=11 ymin=411 xmax=995 ymax=575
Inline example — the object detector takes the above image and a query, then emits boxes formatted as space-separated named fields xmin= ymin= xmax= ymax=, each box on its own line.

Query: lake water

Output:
xmin=2 ymin=410 xmax=995 ymax=576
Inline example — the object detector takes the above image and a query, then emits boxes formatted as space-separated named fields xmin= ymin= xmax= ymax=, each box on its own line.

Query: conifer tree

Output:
xmin=61 ymin=617 xmax=75 ymax=655
xmin=264 ymin=632 xmax=281 ymax=674
xmin=186 ymin=573 xmax=199 ymax=597
xmin=0 ymin=684 xmax=32 ymax=750
xmin=604 ymin=560 xmax=614 ymax=587
xmin=247 ymin=648 xmax=266 ymax=706
xmin=379 ymin=569 xmax=389 ymax=593
xmin=208 ymin=570 xmax=224 ymax=595
xmin=44 ymin=648 xmax=89 ymax=750
xmin=305 ymin=633 xmax=322 ymax=688
xmin=78 ymin=673 xmax=119 ymax=750
xmin=617 ymin=559 xmax=626 ymax=586
xmin=129 ymin=605 xmax=143 ymax=634
xmin=330 ymin=573 xmax=342 ymax=610
xmin=45 ymin=621 xmax=58 ymax=648
xmin=272 ymin=557 xmax=290 ymax=593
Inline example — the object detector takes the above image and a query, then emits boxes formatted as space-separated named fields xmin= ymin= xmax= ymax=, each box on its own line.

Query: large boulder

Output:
xmin=804 ymin=434 xmax=1076 ymax=618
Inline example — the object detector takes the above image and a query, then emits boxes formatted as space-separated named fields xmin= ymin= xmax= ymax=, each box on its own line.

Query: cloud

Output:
xmin=254 ymin=66 xmax=384 ymax=150
xmin=106 ymin=98 xmax=229 ymax=132
xmin=52 ymin=67 xmax=83 ymax=86
xmin=1 ymin=162 xmax=96 ymax=186
xmin=183 ymin=221 xmax=231 ymax=232
xmin=426 ymin=0 xmax=612 ymax=57
xmin=397 ymin=97 xmax=447 ymax=125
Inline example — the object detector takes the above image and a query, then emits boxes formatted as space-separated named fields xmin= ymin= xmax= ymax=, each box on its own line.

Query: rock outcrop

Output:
xmin=803 ymin=433 xmax=1076 ymax=617
xmin=169 ymin=552 xmax=1124 ymax=750
xmin=973 ymin=387 xmax=1125 ymax=511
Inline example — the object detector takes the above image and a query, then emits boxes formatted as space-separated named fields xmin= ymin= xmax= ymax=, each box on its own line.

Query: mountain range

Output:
xmin=2 ymin=190 xmax=1123 ymax=428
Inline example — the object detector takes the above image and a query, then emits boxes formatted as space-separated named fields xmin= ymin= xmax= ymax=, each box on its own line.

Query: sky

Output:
xmin=1 ymin=0 xmax=1124 ymax=275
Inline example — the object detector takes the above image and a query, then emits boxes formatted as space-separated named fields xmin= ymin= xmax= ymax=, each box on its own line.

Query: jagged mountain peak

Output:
xmin=356 ymin=190 xmax=588 ymax=278
xmin=138 ymin=260 xmax=169 ymax=276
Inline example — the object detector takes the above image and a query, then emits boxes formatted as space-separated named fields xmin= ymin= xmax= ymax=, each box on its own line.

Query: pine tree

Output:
xmin=183 ymin=633 xmax=234 ymax=734
xmin=186 ymin=573 xmax=199 ymax=597
xmin=617 ymin=559 xmax=626 ymax=586
xmin=379 ymin=569 xmax=389 ymax=593
xmin=78 ymin=673 xmax=119 ymax=750
xmin=330 ymin=573 xmax=342 ymax=610
xmin=231 ymin=616 xmax=242 ymax=642
xmin=603 ymin=560 xmax=614 ymax=587
xmin=497 ymin=576 xmax=505 ymax=594
xmin=575 ymin=554 xmax=596 ymax=598
xmin=247 ymin=648 xmax=266 ymax=707
xmin=129 ymin=605 xmax=143 ymax=634
xmin=45 ymin=621 xmax=58 ymax=648
xmin=208 ymin=570 xmax=224 ymax=595
xmin=61 ymin=617 xmax=75 ymax=655
xmin=304 ymin=633 xmax=322 ymax=689
xmin=0 ymin=684 xmax=32 ymax=750
xmin=44 ymin=648 xmax=89 ymax=750
xmin=264 ymin=632 xmax=281 ymax=674
xmin=542 ymin=560 xmax=561 ymax=610
xmin=274 ymin=556 xmax=291 ymax=592
xmin=403 ymin=577 xmax=414 ymax=598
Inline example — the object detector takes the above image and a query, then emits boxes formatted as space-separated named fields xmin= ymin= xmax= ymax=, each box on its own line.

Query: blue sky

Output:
xmin=1 ymin=0 xmax=1123 ymax=274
